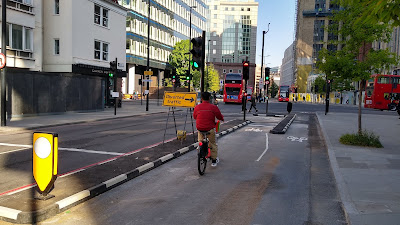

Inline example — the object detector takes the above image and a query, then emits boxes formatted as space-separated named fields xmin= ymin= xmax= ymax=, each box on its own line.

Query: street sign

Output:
xmin=142 ymin=79 xmax=152 ymax=82
xmin=259 ymin=80 xmax=264 ymax=86
xmin=144 ymin=71 xmax=153 ymax=76
xmin=0 ymin=53 xmax=5 ymax=69
xmin=33 ymin=132 xmax=58 ymax=199
xmin=163 ymin=91 xmax=197 ymax=108
xmin=265 ymin=81 xmax=270 ymax=85
xmin=111 ymin=92 xmax=119 ymax=98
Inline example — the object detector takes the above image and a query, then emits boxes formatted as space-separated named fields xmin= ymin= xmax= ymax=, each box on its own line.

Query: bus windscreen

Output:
xmin=225 ymin=74 xmax=242 ymax=83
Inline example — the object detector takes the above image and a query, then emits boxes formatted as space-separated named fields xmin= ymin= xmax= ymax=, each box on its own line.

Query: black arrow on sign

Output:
xmin=185 ymin=97 xmax=195 ymax=103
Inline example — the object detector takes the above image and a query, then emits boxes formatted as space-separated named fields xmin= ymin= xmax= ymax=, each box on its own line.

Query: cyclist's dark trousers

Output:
xmin=198 ymin=129 xmax=218 ymax=159
xmin=249 ymin=104 xmax=257 ymax=112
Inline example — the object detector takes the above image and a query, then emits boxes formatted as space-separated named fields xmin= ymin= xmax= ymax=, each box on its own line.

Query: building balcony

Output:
xmin=302 ymin=9 xmax=333 ymax=17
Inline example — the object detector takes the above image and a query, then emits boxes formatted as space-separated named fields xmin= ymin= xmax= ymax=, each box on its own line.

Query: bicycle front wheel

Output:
xmin=198 ymin=154 xmax=207 ymax=175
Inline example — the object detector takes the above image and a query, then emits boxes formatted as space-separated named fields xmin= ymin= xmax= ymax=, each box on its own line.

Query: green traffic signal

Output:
xmin=193 ymin=61 xmax=199 ymax=68
xmin=172 ymin=75 xmax=176 ymax=79
xmin=265 ymin=76 xmax=269 ymax=81
xmin=186 ymin=76 xmax=190 ymax=80
xmin=109 ymin=73 xmax=114 ymax=78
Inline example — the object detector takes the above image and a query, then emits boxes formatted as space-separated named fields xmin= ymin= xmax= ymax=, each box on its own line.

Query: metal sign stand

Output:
xmin=162 ymin=107 xmax=177 ymax=144
xmin=162 ymin=107 xmax=195 ymax=145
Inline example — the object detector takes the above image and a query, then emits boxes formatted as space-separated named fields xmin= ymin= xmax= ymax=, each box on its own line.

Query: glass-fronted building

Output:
xmin=118 ymin=0 xmax=208 ymax=95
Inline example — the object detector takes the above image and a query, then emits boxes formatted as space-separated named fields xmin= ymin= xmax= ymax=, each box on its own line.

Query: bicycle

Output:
xmin=197 ymin=131 xmax=211 ymax=175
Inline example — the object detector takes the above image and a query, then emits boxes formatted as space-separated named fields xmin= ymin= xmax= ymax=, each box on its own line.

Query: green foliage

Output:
xmin=312 ymin=76 xmax=326 ymax=94
xmin=339 ymin=130 xmax=383 ymax=148
xmin=192 ymin=64 xmax=220 ymax=92
xmin=168 ymin=40 xmax=191 ymax=77
xmin=270 ymin=82 xmax=279 ymax=98
xmin=338 ymin=0 xmax=400 ymax=27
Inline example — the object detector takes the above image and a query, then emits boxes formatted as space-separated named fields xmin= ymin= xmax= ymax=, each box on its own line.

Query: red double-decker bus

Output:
xmin=223 ymin=73 xmax=243 ymax=104
xmin=278 ymin=85 xmax=290 ymax=102
xmin=364 ymin=74 xmax=400 ymax=110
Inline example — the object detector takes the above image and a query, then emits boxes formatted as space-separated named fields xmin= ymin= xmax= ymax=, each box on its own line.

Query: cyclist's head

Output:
xmin=201 ymin=92 xmax=211 ymax=101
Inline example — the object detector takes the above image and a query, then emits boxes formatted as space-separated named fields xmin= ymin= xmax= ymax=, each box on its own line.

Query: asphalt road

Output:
xmin=0 ymin=110 xmax=239 ymax=196
xmin=26 ymin=113 xmax=346 ymax=225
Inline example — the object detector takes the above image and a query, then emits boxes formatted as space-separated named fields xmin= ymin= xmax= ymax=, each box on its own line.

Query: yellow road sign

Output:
xmin=33 ymin=132 xmax=58 ymax=195
xmin=144 ymin=71 xmax=153 ymax=76
xmin=163 ymin=91 xmax=197 ymax=108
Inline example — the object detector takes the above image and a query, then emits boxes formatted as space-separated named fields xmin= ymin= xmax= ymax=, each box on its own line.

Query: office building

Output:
xmin=207 ymin=0 xmax=258 ymax=90
xmin=119 ymin=0 xmax=208 ymax=96
xmin=1 ymin=0 xmax=127 ymax=117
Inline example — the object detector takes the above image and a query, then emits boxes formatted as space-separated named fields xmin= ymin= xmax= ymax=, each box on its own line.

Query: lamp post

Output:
xmin=261 ymin=23 xmax=270 ymax=115
xmin=188 ymin=6 xmax=197 ymax=92
xmin=1 ymin=0 xmax=7 ymax=126
xmin=206 ymin=39 xmax=210 ymax=92
xmin=145 ymin=0 xmax=150 ymax=111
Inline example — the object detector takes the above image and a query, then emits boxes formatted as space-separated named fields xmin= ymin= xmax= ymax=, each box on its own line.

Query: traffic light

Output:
xmin=186 ymin=71 xmax=192 ymax=80
xmin=110 ymin=60 xmax=117 ymax=71
xmin=138 ymin=78 xmax=142 ymax=85
xmin=265 ymin=67 xmax=270 ymax=81
xmin=172 ymin=68 xmax=176 ymax=79
xmin=243 ymin=61 xmax=249 ymax=80
xmin=190 ymin=36 xmax=203 ymax=69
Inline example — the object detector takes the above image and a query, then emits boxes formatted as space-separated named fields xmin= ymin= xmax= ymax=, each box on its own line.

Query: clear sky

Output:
xmin=255 ymin=0 xmax=296 ymax=68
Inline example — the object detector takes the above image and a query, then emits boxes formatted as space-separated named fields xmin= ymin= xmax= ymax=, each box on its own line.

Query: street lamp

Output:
xmin=188 ymin=6 xmax=197 ymax=92
xmin=261 ymin=23 xmax=270 ymax=115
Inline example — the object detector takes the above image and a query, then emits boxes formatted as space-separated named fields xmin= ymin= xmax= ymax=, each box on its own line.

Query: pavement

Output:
xmin=317 ymin=112 xmax=400 ymax=225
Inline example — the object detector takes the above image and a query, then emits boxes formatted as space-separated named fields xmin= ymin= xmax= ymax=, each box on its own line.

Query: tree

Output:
xmin=317 ymin=1 xmax=399 ymax=133
xmin=270 ymin=82 xmax=279 ymax=98
xmin=192 ymin=64 xmax=220 ymax=92
xmin=168 ymin=40 xmax=191 ymax=78
xmin=338 ymin=0 xmax=400 ymax=26
xmin=312 ymin=76 xmax=326 ymax=94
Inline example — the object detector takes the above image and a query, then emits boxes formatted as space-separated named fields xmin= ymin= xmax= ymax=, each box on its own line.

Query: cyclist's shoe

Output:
xmin=211 ymin=157 xmax=219 ymax=167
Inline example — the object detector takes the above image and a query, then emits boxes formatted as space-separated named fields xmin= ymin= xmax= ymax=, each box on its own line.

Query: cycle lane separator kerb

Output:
xmin=0 ymin=120 xmax=251 ymax=224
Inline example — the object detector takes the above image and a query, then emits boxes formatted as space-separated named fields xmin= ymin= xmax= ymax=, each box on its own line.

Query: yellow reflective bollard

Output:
xmin=33 ymin=132 xmax=58 ymax=200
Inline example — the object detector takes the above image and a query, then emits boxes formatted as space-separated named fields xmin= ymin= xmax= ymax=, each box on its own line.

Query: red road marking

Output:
xmin=0 ymin=136 xmax=180 ymax=197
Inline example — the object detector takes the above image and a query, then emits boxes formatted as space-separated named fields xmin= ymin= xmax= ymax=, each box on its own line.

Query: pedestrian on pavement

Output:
xmin=193 ymin=92 xmax=224 ymax=167
xmin=248 ymin=93 xmax=258 ymax=113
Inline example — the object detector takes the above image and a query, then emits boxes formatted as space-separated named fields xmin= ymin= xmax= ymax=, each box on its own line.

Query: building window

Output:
xmin=54 ymin=39 xmax=60 ymax=55
xmin=6 ymin=24 xmax=33 ymax=51
xmin=238 ymin=69 xmax=242 ymax=73
xmin=223 ymin=69 xmax=226 ymax=73
xmin=229 ymin=69 xmax=233 ymax=73
xmin=241 ymin=8 xmax=244 ymax=11
xmin=213 ymin=41 xmax=216 ymax=45
xmin=213 ymin=23 xmax=217 ymax=28
xmin=94 ymin=40 xmax=109 ymax=61
xmin=213 ymin=49 xmax=216 ymax=54
xmin=214 ymin=14 xmax=217 ymax=19
xmin=231 ymin=7 xmax=234 ymax=11
xmin=94 ymin=4 xmax=109 ymax=27
xmin=214 ymin=5 xmax=217 ymax=10
xmin=55 ymin=0 xmax=60 ymax=14
xmin=247 ymin=8 xmax=250 ymax=11
xmin=225 ymin=7 xmax=228 ymax=11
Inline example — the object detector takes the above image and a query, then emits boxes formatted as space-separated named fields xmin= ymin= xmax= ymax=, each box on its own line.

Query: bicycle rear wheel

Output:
xmin=198 ymin=154 xmax=207 ymax=175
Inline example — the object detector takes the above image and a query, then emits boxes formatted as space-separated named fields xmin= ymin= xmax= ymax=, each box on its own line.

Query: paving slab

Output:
xmin=317 ymin=112 xmax=400 ymax=225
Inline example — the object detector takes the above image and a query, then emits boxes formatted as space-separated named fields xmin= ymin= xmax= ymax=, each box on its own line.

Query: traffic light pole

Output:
xmin=114 ymin=58 xmax=117 ymax=115
xmin=146 ymin=0 xmax=150 ymax=111
xmin=188 ymin=7 xmax=192 ymax=92
xmin=200 ymin=31 xmax=206 ymax=93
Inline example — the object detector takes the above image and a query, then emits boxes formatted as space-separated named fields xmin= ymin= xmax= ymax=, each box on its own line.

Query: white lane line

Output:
xmin=256 ymin=133 xmax=269 ymax=162
xmin=0 ymin=143 xmax=32 ymax=148
xmin=0 ymin=147 xmax=30 ymax=155
xmin=59 ymin=147 xmax=124 ymax=156
xmin=0 ymin=142 xmax=123 ymax=156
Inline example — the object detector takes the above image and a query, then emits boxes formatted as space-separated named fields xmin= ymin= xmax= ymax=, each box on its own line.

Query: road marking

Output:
xmin=0 ymin=142 xmax=124 ymax=155
xmin=59 ymin=147 xmax=124 ymax=156
xmin=245 ymin=128 xmax=263 ymax=132
xmin=0 ymin=147 xmax=30 ymax=155
xmin=287 ymin=136 xmax=308 ymax=142
xmin=256 ymin=133 xmax=269 ymax=162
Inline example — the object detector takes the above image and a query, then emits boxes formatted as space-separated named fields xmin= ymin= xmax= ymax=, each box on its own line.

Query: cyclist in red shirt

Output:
xmin=193 ymin=92 xmax=224 ymax=167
